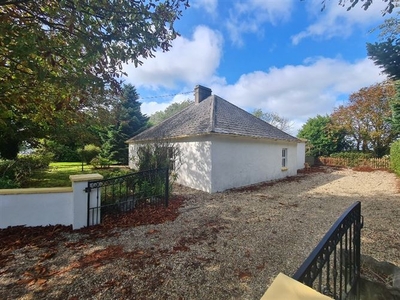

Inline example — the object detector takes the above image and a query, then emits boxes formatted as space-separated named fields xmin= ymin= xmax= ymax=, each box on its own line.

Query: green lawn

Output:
xmin=23 ymin=162 xmax=131 ymax=188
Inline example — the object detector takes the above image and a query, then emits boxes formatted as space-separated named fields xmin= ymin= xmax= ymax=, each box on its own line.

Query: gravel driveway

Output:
xmin=1 ymin=167 xmax=399 ymax=300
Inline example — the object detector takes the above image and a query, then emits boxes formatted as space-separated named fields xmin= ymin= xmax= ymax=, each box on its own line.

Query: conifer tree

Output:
xmin=100 ymin=84 xmax=148 ymax=165
xmin=389 ymin=81 xmax=400 ymax=135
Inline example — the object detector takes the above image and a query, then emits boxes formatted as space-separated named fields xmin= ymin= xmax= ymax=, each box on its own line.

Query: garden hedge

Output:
xmin=390 ymin=140 xmax=400 ymax=176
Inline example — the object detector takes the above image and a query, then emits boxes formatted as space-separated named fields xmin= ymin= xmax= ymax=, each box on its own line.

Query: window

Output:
xmin=282 ymin=148 xmax=288 ymax=167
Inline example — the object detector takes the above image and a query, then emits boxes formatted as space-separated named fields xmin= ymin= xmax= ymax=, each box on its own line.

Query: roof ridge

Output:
xmin=127 ymin=92 xmax=300 ymax=143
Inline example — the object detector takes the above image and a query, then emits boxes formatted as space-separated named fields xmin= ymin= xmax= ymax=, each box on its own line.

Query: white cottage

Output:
xmin=127 ymin=85 xmax=305 ymax=193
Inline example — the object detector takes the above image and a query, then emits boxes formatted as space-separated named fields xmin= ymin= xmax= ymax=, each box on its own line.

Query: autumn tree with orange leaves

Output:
xmin=331 ymin=81 xmax=396 ymax=157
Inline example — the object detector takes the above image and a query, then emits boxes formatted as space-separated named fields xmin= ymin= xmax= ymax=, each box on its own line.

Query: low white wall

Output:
xmin=0 ymin=174 xmax=103 ymax=230
xmin=0 ymin=188 xmax=73 ymax=228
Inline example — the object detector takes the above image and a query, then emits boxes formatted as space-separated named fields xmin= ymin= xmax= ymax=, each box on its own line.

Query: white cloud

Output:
xmin=210 ymin=57 xmax=387 ymax=134
xmin=226 ymin=0 xmax=295 ymax=46
xmin=192 ymin=0 xmax=218 ymax=16
xmin=141 ymin=101 xmax=170 ymax=116
xmin=139 ymin=56 xmax=386 ymax=134
xmin=292 ymin=0 xmax=390 ymax=45
xmin=123 ymin=26 xmax=223 ymax=89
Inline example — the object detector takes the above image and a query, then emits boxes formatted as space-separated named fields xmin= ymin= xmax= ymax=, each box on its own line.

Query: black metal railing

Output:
xmin=292 ymin=202 xmax=363 ymax=299
xmin=85 ymin=168 xmax=169 ymax=226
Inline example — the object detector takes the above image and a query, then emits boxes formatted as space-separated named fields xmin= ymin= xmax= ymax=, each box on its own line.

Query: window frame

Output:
xmin=282 ymin=148 xmax=288 ymax=168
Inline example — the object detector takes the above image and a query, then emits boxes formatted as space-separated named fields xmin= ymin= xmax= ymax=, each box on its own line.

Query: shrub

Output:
xmin=90 ymin=157 xmax=114 ymax=169
xmin=14 ymin=154 xmax=52 ymax=184
xmin=390 ymin=140 xmax=400 ymax=176
xmin=0 ymin=153 xmax=52 ymax=187
xmin=0 ymin=177 xmax=20 ymax=189
xmin=330 ymin=152 xmax=373 ymax=159
xmin=102 ymin=169 xmax=131 ymax=179
xmin=78 ymin=144 xmax=101 ymax=164
xmin=0 ymin=160 xmax=15 ymax=180
xmin=133 ymin=141 xmax=182 ymax=196
xmin=38 ymin=140 xmax=80 ymax=162
xmin=135 ymin=142 xmax=180 ymax=172
xmin=328 ymin=152 xmax=374 ymax=167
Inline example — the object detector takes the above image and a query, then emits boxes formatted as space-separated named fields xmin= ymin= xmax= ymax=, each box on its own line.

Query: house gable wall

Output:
xmin=296 ymin=141 xmax=306 ymax=169
xmin=174 ymin=137 xmax=212 ymax=193
xmin=210 ymin=136 xmax=298 ymax=193
xmin=128 ymin=143 xmax=138 ymax=169
xmin=128 ymin=137 xmax=213 ymax=193
xmin=128 ymin=135 xmax=302 ymax=193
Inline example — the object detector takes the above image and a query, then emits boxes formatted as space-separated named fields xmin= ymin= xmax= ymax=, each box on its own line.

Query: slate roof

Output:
xmin=127 ymin=95 xmax=300 ymax=143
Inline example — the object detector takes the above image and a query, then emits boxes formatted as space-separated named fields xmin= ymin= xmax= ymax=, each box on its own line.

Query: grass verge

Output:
xmin=22 ymin=162 xmax=131 ymax=188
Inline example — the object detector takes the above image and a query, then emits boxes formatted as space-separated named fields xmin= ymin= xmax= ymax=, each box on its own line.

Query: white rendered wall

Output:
xmin=128 ymin=143 xmax=138 ymax=169
xmin=128 ymin=136 xmax=302 ymax=193
xmin=174 ymin=138 xmax=212 ymax=193
xmin=296 ymin=141 xmax=306 ymax=170
xmin=210 ymin=136 xmax=299 ymax=193
xmin=0 ymin=188 xmax=73 ymax=228
xmin=0 ymin=174 xmax=103 ymax=229
xmin=128 ymin=139 xmax=213 ymax=193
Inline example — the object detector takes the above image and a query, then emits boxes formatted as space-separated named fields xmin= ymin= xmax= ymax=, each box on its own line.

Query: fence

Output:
xmin=85 ymin=168 xmax=169 ymax=227
xmin=318 ymin=157 xmax=390 ymax=169
xmin=292 ymin=202 xmax=363 ymax=299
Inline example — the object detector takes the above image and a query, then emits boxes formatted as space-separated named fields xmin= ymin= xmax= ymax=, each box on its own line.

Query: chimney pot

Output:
xmin=195 ymin=85 xmax=212 ymax=104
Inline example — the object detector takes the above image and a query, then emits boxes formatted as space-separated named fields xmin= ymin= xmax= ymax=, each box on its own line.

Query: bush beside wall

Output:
xmin=0 ymin=153 xmax=52 ymax=188
xmin=390 ymin=140 xmax=400 ymax=176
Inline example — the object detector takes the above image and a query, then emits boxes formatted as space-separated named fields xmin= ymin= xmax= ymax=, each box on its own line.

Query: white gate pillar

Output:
xmin=69 ymin=174 xmax=103 ymax=229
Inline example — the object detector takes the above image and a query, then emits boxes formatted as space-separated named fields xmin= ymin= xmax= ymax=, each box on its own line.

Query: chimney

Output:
xmin=194 ymin=85 xmax=212 ymax=104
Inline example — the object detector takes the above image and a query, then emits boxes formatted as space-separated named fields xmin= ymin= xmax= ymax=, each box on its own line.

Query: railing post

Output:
xmin=354 ymin=205 xmax=363 ymax=299
xmin=292 ymin=201 xmax=363 ymax=299
xmin=86 ymin=182 xmax=103 ymax=227
xmin=165 ymin=168 xmax=169 ymax=207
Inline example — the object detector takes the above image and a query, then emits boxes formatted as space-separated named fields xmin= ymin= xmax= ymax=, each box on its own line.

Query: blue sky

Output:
xmin=123 ymin=0 xmax=394 ymax=135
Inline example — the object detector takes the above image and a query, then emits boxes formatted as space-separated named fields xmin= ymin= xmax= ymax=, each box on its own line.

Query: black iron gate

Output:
xmin=85 ymin=168 xmax=169 ymax=226
xmin=292 ymin=201 xmax=363 ymax=299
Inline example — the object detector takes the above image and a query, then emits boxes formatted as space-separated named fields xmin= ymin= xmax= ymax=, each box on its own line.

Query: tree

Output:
xmin=297 ymin=115 xmax=347 ymax=156
xmin=149 ymin=99 xmax=193 ymax=125
xmin=119 ymin=84 xmax=149 ymax=138
xmin=321 ymin=0 xmax=396 ymax=14
xmin=373 ymin=11 xmax=400 ymax=39
xmin=99 ymin=84 xmax=148 ymax=165
xmin=136 ymin=141 xmax=181 ymax=172
xmin=367 ymin=39 xmax=400 ymax=80
xmin=0 ymin=0 xmax=188 ymax=159
xmin=77 ymin=144 xmax=100 ymax=164
xmin=367 ymin=11 xmax=400 ymax=80
xmin=330 ymin=81 xmax=396 ymax=157
xmin=252 ymin=109 xmax=293 ymax=133
xmin=388 ymin=80 xmax=400 ymax=134
xmin=98 ymin=125 xmax=124 ymax=164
